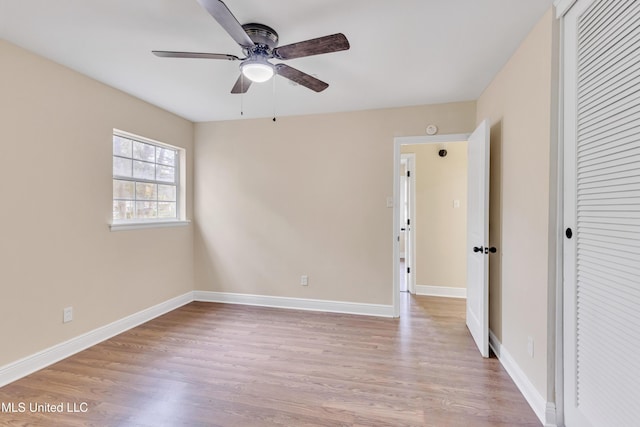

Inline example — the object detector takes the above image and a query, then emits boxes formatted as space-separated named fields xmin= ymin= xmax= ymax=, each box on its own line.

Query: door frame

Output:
xmin=392 ymin=133 xmax=470 ymax=317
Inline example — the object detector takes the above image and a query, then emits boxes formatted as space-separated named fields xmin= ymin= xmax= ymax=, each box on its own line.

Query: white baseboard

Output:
xmin=415 ymin=285 xmax=466 ymax=299
xmin=545 ymin=402 xmax=558 ymax=427
xmin=489 ymin=330 xmax=557 ymax=427
xmin=0 ymin=292 xmax=193 ymax=388
xmin=194 ymin=291 xmax=395 ymax=318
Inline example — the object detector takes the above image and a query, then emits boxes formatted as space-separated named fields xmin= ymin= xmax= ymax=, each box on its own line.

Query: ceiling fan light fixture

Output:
xmin=153 ymin=1 xmax=350 ymax=94
xmin=240 ymin=57 xmax=274 ymax=83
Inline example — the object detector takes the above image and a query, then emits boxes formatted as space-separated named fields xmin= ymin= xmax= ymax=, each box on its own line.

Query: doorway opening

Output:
xmin=393 ymin=133 xmax=472 ymax=317
xmin=396 ymin=141 xmax=468 ymax=300
xmin=392 ymin=121 xmax=490 ymax=357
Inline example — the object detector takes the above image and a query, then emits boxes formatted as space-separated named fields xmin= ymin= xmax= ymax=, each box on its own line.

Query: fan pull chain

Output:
xmin=272 ymin=75 xmax=277 ymax=122
xmin=240 ymin=83 xmax=244 ymax=116
xmin=240 ymin=79 xmax=244 ymax=116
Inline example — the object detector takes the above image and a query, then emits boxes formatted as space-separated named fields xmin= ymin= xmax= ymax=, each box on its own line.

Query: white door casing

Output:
xmin=392 ymin=133 xmax=473 ymax=318
xmin=466 ymin=119 xmax=490 ymax=358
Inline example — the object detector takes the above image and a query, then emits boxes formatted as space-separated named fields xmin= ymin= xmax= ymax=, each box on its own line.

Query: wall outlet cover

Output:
xmin=63 ymin=307 xmax=73 ymax=323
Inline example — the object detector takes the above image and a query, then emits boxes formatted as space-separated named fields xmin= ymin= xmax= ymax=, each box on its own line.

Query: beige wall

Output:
xmin=194 ymin=102 xmax=476 ymax=305
xmin=476 ymin=8 xmax=556 ymax=400
xmin=401 ymin=142 xmax=467 ymax=288
xmin=0 ymin=41 xmax=195 ymax=367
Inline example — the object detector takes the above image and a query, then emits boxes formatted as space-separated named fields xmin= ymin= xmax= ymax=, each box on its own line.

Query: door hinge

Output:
xmin=407 ymin=267 xmax=410 ymax=274
xmin=407 ymin=218 xmax=410 ymax=225
xmin=407 ymin=170 xmax=411 ymax=177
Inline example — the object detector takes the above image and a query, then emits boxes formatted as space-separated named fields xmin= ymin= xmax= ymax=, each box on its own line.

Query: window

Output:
xmin=112 ymin=131 xmax=179 ymax=222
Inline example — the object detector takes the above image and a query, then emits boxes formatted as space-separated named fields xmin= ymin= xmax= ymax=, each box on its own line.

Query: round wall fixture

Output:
xmin=438 ymin=149 xmax=448 ymax=157
xmin=426 ymin=124 xmax=438 ymax=135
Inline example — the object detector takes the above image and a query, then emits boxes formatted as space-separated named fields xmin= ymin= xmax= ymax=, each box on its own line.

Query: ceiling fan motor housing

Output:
xmin=242 ymin=23 xmax=279 ymax=51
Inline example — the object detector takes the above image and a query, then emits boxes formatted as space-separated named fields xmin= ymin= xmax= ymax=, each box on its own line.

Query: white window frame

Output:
xmin=110 ymin=129 xmax=189 ymax=231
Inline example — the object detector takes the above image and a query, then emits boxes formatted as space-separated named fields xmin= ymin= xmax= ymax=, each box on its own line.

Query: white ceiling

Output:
xmin=0 ymin=0 xmax=553 ymax=122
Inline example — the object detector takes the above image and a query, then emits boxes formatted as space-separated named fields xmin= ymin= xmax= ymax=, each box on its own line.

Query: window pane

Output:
xmin=113 ymin=132 xmax=181 ymax=222
xmin=113 ymin=156 xmax=132 ymax=177
xmin=136 ymin=182 xmax=157 ymax=200
xmin=158 ymin=202 xmax=177 ymax=218
xmin=158 ymin=184 xmax=176 ymax=201
xmin=133 ymin=141 xmax=155 ymax=162
xmin=133 ymin=160 xmax=155 ymax=180
xmin=113 ymin=180 xmax=135 ymax=200
xmin=113 ymin=136 xmax=132 ymax=158
xmin=157 ymin=165 xmax=175 ymax=183
xmin=136 ymin=201 xmax=157 ymax=219
xmin=156 ymin=148 xmax=176 ymax=166
xmin=113 ymin=200 xmax=134 ymax=220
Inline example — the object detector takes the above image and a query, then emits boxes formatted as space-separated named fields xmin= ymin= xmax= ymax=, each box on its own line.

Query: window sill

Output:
xmin=109 ymin=220 xmax=191 ymax=232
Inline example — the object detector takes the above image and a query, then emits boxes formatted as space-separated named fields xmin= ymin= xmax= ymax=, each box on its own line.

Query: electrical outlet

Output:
xmin=63 ymin=307 xmax=73 ymax=323
xmin=301 ymin=275 xmax=309 ymax=286
xmin=527 ymin=336 xmax=534 ymax=358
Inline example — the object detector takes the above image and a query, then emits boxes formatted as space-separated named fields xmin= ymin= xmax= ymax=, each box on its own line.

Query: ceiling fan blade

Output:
xmin=231 ymin=74 xmax=252 ymax=94
xmin=275 ymin=64 xmax=329 ymax=92
xmin=197 ymin=0 xmax=255 ymax=48
xmin=273 ymin=33 xmax=350 ymax=60
xmin=152 ymin=51 xmax=240 ymax=60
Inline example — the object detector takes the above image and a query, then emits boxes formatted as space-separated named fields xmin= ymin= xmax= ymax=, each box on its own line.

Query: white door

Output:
xmin=404 ymin=155 xmax=415 ymax=294
xmin=562 ymin=0 xmax=640 ymax=425
xmin=466 ymin=119 xmax=490 ymax=358
xmin=399 ymin=166 xmax=408 ymax=292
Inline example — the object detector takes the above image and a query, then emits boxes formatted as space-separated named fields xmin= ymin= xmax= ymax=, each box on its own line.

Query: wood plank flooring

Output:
xmin=0 ymin=295 xmax=540 ymax=426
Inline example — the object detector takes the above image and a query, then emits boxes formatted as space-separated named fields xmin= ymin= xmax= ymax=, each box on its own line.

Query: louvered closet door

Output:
xmin=563 ymin=0 xmax=640 ymax=426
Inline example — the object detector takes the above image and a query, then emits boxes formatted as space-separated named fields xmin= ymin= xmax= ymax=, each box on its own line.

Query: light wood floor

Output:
xmin=0 ymin=295 xmax=540 ymax=426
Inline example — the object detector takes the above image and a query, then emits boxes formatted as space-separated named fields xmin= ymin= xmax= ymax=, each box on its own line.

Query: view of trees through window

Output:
xmin=113 ymin=133 xmax=178 ymax=220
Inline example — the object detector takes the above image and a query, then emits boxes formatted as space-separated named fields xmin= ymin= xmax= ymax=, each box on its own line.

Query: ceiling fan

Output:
xmin=153 ymin=0 xmax=350 ymax=94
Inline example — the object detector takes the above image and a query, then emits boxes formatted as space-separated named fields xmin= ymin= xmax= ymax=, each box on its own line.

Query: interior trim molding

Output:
xmin=109 ymin=219 xmax=191 ymax=232
xmin=395 ymin=133 xmax=471 ymax=145
xmin=554 ymin=0 xmax=577 ymax=18
xmin=489 ymin=330 xmax=558 ymax=427
xmin=415 ymin=285 xmax=466 ymax=299
xmin=0 ymin=292 xmax=193 ymax=388
xmin=194 ymin=291 xmax=395 ymax=318
xmin=546 ymin=402 xmax=558 ymax=427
